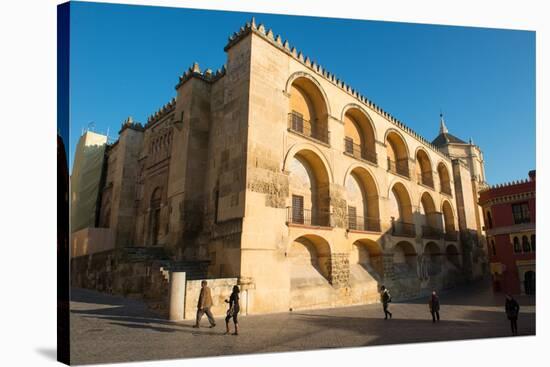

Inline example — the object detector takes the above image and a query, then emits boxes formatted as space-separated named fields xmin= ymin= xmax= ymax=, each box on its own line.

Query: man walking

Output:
xmin=428 ymin=290 xmax=440 ymax=323
xmin=505 ymin=294 xmax=520 ymax=336
xmin=380 ymin=285 xmax=392 ymax=319
xmin=193 ymin=280 xmax=216 ymax=328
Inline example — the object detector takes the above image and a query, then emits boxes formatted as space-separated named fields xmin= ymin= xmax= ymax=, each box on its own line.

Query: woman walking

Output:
xmin=224 ymin=285 xmax=240 ymax=335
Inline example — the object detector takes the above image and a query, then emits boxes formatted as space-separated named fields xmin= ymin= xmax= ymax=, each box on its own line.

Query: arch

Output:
xmin=445 ymin=244 xmax=461 ymax=268
xmin=522 ymin=235 xmax=531 ymax=252
xmin=513 ymin=236 xmax=521 ymax=253
xmin=418 ymin=242 xmax=442 ymax=277
xmin=342 ymin=105 xmax=377 ymax=164
xmin=393 ymin=241 xmax=417 ymax=278
xmin=437 ymin=162 xmax=452 ymax=196
xmin=420 ymin=191 xmax=437 ymax=216
xmin=420 ymin=192 xmax=441 ymax=238
xmin=285 ymin=72 xmax=332 ymax=116
xmin=345 ymin=166 xmax=381 ymax=231
xmin=384 ymin=129 xmax=410 ymax=158
xmin=385 ymin=129 xmax=410 ymax=177
xmin=441 ymin=200 xmax=456 ymax=233
xmin=350 ymin=239 xmax=384 ymax=280
xmin=287 ymin=149 xmax=331 ymax=227
xmin=150 ymin=187 xmax=162 ymax=207
xmin=287 ymin=74 xmax=330 ymax=144
xmin=389 ymin=182 xmax=415 ymax=236
xmin=288 ymin=234 xmax=333 ymax=309
xmin=341 ymin=103 xmax=378 ymax=139
xmin=415 ymin=148 xmax=434 ymax=188
xmin=283 ymin=143 xmax=334 ymax=183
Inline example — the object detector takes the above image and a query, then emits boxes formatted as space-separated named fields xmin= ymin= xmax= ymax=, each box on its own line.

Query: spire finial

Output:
xmin=439 ymin=112 xmax=448 ymax=134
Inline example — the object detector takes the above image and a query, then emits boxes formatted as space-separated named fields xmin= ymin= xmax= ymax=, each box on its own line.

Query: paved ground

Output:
xmin=70 ymin=279 xmax=535 ymax=365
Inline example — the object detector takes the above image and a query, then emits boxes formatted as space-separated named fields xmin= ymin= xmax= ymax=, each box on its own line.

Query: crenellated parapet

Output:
xmin=146 ymin=98 xmax=177 ymax=126
xmin=118 ymin=116 xmax=145 ymax=134
xmin=174 ymin=62 xmax=226 ymax=90
xmin=481 ymin=178 xmax=532 ymax=192
xmin=225 ymin=17 xmax=452 ymax=161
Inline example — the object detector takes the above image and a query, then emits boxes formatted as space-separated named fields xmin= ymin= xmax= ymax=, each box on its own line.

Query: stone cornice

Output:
xmin=480 ymin=191 xmax=535 ymax=207
xmin=225 ymin=17 xmax=453 ymax=163
xmin=485 ymin=222 xmax=535 ymax=237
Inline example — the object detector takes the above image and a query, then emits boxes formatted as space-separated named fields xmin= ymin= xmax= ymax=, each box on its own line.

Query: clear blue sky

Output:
xmin=69 ymin=1 xmax=535 ymax=184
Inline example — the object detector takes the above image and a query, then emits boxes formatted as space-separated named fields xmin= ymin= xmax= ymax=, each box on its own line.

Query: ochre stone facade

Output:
xmin=72 ymin=18 xmax=490 ymax=316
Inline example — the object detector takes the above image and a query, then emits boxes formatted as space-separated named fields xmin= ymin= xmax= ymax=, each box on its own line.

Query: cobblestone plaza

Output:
xmin=70 ymin=280 xmax=535 ymax=364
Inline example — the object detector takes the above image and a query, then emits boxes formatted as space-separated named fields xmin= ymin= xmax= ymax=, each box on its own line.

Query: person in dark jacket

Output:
xmin=428 ymin=290 xmax=440 ymax=323
xmin=224 ymin=285 xmax=240 ymax=335
xmin=505 ymin=294 xmax=520 ymax=336
xmin=380 ymin=285 xmax=392 ymax=319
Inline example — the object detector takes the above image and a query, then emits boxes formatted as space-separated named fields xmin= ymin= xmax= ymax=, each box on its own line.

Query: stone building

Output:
xmin=479 ymin=171 xmax=536 ymax=295
xmin=71 ymin=18 xmax=489 ymax=317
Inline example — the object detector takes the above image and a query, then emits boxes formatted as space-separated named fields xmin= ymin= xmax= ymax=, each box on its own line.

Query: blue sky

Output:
xmin=69 ymin=1 xmax=535 ymax=184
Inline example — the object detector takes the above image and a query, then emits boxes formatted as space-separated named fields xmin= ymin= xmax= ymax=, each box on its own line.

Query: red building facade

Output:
xmin=479 ymin=171 xmax=536 ymax=295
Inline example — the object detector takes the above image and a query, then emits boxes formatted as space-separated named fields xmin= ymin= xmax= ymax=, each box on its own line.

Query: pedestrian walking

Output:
xmin=428 ymin=290 xmax=440 ymax=323
xmin=193 ymin=280 xmax=216 ymax=328
xmin=380 ymin=285 xmax=393 ymax=319
xmin=505 ymin=294 xmax=520 ymax=336
xmin=224 ymin=285 xmax=240 ymax=335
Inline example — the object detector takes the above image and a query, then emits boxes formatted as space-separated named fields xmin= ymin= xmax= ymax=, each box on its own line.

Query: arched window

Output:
xmin=288 ymin=77 xmax=329 ymax=144
xmin=522 ymin=235 xmax=531 ymax=252
xmin=437 ymin=162 xmax=452 ymax=196
xmin=531 ymin=234 xmax=536 ymax=252
xmin=513 ymin=237 xmax=521 ymax=253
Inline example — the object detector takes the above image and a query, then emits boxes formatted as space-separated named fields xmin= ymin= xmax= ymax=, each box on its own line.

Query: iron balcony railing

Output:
xmin=444 ymin=230 xmax=458 ymax=241
xmin=417 ymin=172 xmax=434 ymax=189
xmin=286 ymin=207 xmax=332 ymax=228
xmin=343 ymin=138 xmax=377 ymax=165
xmin=346 ymin=215 xmax=381 ymax=232
xmin=391 ymin=219 xmax=416 ymax=237
xmin=288 ymin=112 xmax=330 ymax=145
xmin=422 ymin=225 xmax=443 ymax=239
xmin=387 ymin=157 xmax=410 ymax=178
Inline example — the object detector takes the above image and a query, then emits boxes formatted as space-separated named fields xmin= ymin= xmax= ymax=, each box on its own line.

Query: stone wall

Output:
xmin=328 ymin=253 xmax=350 ymax=288
xmin=184 ymin=278 xmax=241 ymax=320
xmin=71 ymin=227 xmax=115 ymax=258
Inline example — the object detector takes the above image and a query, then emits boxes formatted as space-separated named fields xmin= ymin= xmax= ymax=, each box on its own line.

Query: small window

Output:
xmin=491 ymin=239 xmax=497 ymax=256
xmin=531 ymin=234 xmax=536 ymax=252
xmin=292 ymin=195 xmax=304 ymax=224
xmin=486 ymin=211 xmax=493 ymax=229
xmin=291 ymin=111 xmax=304 ymax=133
xmin=513 ymin=237 xmax=521 ymax=253
xmin=522 ymin=235 xmax=531 ymax=252
xmin=512 ymin=202 xmax=530 ymax=224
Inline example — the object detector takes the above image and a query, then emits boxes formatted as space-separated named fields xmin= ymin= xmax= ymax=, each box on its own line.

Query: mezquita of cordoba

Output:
xmin=70 ymin=18 xmax=489 ymax=319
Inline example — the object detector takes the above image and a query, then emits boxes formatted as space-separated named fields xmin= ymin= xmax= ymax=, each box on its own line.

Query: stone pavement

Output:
xmin=70 ymin=279 xmax=535 ymax=365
